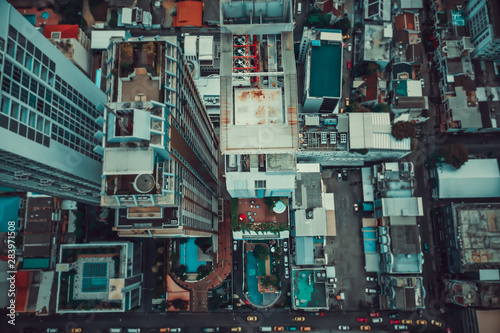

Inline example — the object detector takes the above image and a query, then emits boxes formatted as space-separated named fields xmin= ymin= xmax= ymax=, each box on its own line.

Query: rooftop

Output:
xmin=437 ymin=159 xmax=500 ymax=199
xmin=363 ymin=24 xmax=392 ymax=62
xmin=309 ymin=42 xmax=342 ymax=98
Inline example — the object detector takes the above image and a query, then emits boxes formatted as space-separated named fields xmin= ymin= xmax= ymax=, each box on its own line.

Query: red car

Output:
xmin=356 ymin=317 xmax=367 ymax=322
xmin=390 ymin=320 xmax=401 ymax=324
xmin=347 ymin=61 xmax=352 ymax=70
xmin=369 ymin=312 xmax=379 ymax=317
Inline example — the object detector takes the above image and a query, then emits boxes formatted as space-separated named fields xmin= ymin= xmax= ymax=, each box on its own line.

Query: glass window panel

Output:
xmin=44 ymin=120 xmax=50 ymax=135
xmin=11 ymin=82 xmax=20 ymax=99
xmin=36 ymin=116 xmax=43 ymax=131
xmin=10 ymin=101 xmax=19 ymax=119
xmin=16 ymin=47 xmax=24 ymax=63
xmin=29 ymin=113 xmax=36 ymax=127
xmin=33 ymin=60 xmax=41 ymax=76
xmin=1 ymin=98 xmax=10 ymax=115
xmin=20 ymin=107 xmax=29 ymax=124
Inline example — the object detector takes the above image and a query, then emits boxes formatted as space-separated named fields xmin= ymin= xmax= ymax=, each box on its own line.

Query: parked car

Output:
xmin=394 ymin=325 xmax=408 ymax=330
xmin=388 ymin=313 xmax=400 ymax=319
xmin=170 ymin=330 xmax=181 ymax=333
xmin=343 ymin=35 xmax=350 ymax=40
xmin=431 ymin=320 xmax=443 ymax=327
xmin=283 ymin=241 xmax=288 ymax=252
xmin=338 ymin=172 xmax=342 ymax=181
xmin=231 ymin=328 xmax=241 ymax=332
xmin=360 ymin=327 xmax=371 ymax=331
xmin=420 ymin=78 xmax=425 ymax=87
xmin=247 ymin=316 xmax=258 ymax=321
xmin=402 ymin=320 xmax=412 ymax=325
xmin=284 ymin=256 xmax=289 ymax=266
xmin=293 ymin=317 xmax=305 ymax=322
xmin=356 ymin=317 xmax=367 ymax=322
xmin=390 ymin=320 xmax=401 ymax=325
xmin=299 ymin=328 xmax=311 ymax=331
xmin=348 ymin=43 xmax=352 ymax=52
xmin=345 ymin=98 xmax=350 ymax=106
xmin=369 ymin=312 xmax=379 ymax=317
xmin=372 ymin=318 xmax=382 ymax=323
xmin=285 ymin=328 xmax=297 ymax=332
xmin=416 ymin=320 xmax=427 ymax=325
xmin=365 ymin=288 xmax=377 ymax=294
xmin=337 ymin=327 xmax=350 ymax=331
xmin=285 ymin=267 xmax=290 ymax=279
xmin=347 ymin=61 xmax=352 ymax=70
xmin=203 ymin=329 xmax=219 ymax=333
xmin=353 ymin=204 xmax=359 ymax=215
xmin=423 ymin=243 xmax=429 ymax=254
xmin=366 ymin=277 xmax=377 ymax=282
xmin=71 ymin=330 xmax=81 ymax=333
xmin=233 ymin=240 xmax=238 ymax=251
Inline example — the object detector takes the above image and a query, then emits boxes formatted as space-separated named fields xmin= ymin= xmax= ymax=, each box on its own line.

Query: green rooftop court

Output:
xmin=309 ymin=43 xmax=342 ymax=98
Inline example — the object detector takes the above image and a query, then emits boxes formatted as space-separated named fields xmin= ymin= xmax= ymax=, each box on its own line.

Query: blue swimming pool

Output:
xmin=246 ymin=251 xmax=263 ymax=304
xmin=180 ymin=238 xmax=206 ymax=273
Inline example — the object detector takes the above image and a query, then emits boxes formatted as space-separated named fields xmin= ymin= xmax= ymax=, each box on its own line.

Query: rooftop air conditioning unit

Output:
xmin=170 ymin=219 xmax=178 ymax=225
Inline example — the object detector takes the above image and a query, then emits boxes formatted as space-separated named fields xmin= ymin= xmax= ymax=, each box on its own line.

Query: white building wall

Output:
xmin=69 ymin=39 xmax=91 ymax=75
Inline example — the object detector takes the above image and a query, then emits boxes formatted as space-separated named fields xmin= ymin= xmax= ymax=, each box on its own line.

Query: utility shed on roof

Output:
xmin=173 ymin=1 xmax=203 ymax=27
xmin=184 ymin=35 xmax=198 ymax=56
xmin=437 ymin=159 xmax=500 ymax=199
xmin=295 ymin=237 xmax=314 ymax=265
xmin=91 ymin=30 xmax=126 ymax=49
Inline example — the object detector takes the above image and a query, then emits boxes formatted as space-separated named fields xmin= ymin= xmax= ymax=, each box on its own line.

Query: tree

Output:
xmin=332 ymin=17 xmax=351 ymax=35
xmin=170 ymin=298 xmax=189 ymax=311
xmin=260 ymin=275 xmax=279 ymax=288
xmin=366 ymin=62 xmax=381 ymax=75
xmin=391 ymin=121 xmax=416 ymax=140
xmin=253 ymin=245 xmax=270 ymax=261
xmin=441 ymin=143 xmax=469 ymax=169
xmin=306 ymin=9 xmax=331 ymax=28
xmin=372 ymin=103 xmax=390 ymax=113
xmin=348 ymin=102 xmax=371 ymax=113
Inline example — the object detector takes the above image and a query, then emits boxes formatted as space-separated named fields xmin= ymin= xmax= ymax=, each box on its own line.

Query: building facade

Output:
xmin=0 ymin=0 xmax=107 ymax=205
xmin=100 ymin=36 xmax=219 ymax=237
xmin=466 ymin=0 xmax=500 ymax=61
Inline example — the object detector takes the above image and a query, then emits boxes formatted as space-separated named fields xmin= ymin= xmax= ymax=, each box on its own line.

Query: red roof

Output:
xmin=43 ymin=25 xmax=79 ymax=39
xmin=173 ymin=1 xmax=202 ymax=28
xmin=15 ymin=271 xmax=31 ymax=312
xmin=363 ymin=72 xmax=378 ymax=102
xmin=323 ymin=0 xmax=334 ymax=14
xmin=395 ymin=13 xmax=416 ymax=31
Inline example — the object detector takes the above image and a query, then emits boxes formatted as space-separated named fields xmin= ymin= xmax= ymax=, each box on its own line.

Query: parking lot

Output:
xmin=323 ymin=168 xmax=378 ymax=311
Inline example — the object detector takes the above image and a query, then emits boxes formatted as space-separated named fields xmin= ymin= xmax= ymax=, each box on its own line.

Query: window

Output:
xmin=6 ymin=40 xmax=15 ymax=57
xmin=36 ymin=117 xmax=43 ymax=131
xmin=10 ymin=101 xmax=19 ymax=119
xmin=1 ymin=98 xmax=10 ymax=115
xmin=28 ymin=113 xmax=36 ymax=127
xmin=255 ymin=180 xmax=266 ymax=189
xmin=33 ymin=60 xmax=41 ymax=76
xmin=20 ymin=107 xmax=28 ymax=124
xmin=24 ymin=54 xmax=33 ymax=70
xmin=51 ymin=32 xmax=61 ymax=39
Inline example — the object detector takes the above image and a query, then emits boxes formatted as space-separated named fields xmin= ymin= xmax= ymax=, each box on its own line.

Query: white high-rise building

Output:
xmin=0 ymin=0 xmax=106 ymax=204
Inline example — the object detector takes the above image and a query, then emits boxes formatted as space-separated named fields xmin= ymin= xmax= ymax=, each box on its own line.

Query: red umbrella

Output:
xmin=239 ymin=214 xmax=247 ymax=221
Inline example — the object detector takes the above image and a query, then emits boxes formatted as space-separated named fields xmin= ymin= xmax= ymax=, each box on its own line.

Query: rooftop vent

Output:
xmin=133 ymin=174 xmax=155 ymax=193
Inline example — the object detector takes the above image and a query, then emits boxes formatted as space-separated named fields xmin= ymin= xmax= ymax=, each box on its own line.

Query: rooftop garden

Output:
xmin=232 ymin=197 xmax=290 ymax=233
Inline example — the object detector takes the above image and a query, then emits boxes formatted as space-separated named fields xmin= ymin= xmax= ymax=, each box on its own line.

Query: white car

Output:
xmin=420 ymin=78 xmax=425 ymax=87
xmin=285 ymin=267 xmax=290 ymax=278
xmin=366 ymin=276 xmax=377 ymax=282
xmin=233 ymin=240 xmax=238 ymax=251
xmin=365 ymin=288 xmax=378 ymax=294
xmin=394 ymin=325 xmax=408 ymax=330
xmin=284 ymin=256 xmax=289 ymax=266
xmin=338 ymin=326 xmax=350 ymax=331
xmin=348 ymin=43 xmax=352 ymax=52
xmin=283 ymin=240 xmax=288 ymax=252
xmin=338 ymin=172 xmax=342 ymax=181
xmin=372 ymin=318 xmax=382 ymax=323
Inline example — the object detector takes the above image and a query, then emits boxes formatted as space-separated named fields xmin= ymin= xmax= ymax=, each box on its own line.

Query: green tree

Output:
xmin=306 ymin=9 xmax=331 ymax=28
xmin=253 ymin=244 xmax=270 ymax=261
xmin=260 ymin=275 xmax=279 ymax=288
xmin=391 ymin=121 xmax=416 ymax=140
xmin=332 ymin=17 xmax=351 ymax=35
xmin=441 ymin=142 xmax=469 ymax=169
xmin=170 ymin=298 xmax=189 ymax=311
xmin=348 ymin=102 xmax=370 ymax=113
xmin=366 ymin=62 xmax=381 ymax=75
xmin=372 ymin=103 xmax=390 ymax=113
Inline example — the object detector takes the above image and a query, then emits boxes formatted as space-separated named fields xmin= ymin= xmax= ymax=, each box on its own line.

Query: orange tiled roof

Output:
xmin=173 ymin=1 xmax=203 ymax=28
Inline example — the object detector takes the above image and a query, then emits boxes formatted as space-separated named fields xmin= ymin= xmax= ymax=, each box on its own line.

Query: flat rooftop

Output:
xmin=309 ymin=43 xmax=341 ymax=98
xmin=234 ymin=88 xmax=284 ymax=125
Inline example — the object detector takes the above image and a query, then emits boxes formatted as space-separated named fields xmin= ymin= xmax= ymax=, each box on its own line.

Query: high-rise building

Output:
xmin=0 ymin=0 xmax=106 ymax=205
xmin=99 ymin=36 xmax=219 ymax=237
xmin=219 ymin=0 xmax=298 ymax=198
xmin=466 ymin=0 xmax=500 ymax=60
